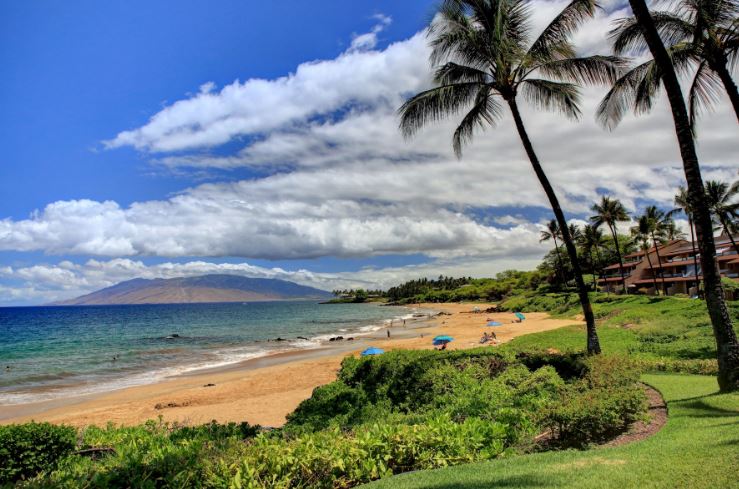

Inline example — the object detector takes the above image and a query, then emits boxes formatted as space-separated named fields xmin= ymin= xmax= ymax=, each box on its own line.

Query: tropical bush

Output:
xmin=0 ymin=422 xmax=76 ymax=484
xmin=543 ymin=356 xmax=647 ymax=447
xmin=15 ymin=350 xmax=648 ymax=488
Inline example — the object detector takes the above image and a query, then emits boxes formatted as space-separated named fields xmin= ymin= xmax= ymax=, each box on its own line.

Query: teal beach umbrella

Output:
xmin=361 ymin=347 xmax=385 ymax=356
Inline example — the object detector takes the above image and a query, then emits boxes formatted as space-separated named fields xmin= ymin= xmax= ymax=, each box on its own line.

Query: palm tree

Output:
xmin=705 ymin=180 xmax=739 ymax=254
xmin=398 ymin=0 xmax=622 ymax=355
xmin=635 ymin=206 xmax=672 ymax=294
xmin=632 ymin=215 xmax=661 ymax=293
xmin=623 ymin=0 xmax=739 ymax=391
xmin=669 ymin=186 xmax=702 ymax=293
xmin=590 ymin=196 xmax=630 ymax=293
xmin=580 ymin=224 xmax=607 ymax=290
xmin=598 ymin=0 xmax=739 ymax=129
xmin=664 ymin=219 xmax=687 ymax=240
xmin=540 ymin=219 xmax=567 ymax=286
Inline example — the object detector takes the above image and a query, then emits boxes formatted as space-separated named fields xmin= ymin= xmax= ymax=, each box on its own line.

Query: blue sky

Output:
xmin=0 ymin=0 xmax=429 ymax=216
xmin=1 ymin=0 xmax=737 ymax=305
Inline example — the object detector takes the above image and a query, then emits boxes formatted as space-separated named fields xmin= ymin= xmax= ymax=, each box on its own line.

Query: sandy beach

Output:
xmin=0 ymin=303 xmax=581 ymax=428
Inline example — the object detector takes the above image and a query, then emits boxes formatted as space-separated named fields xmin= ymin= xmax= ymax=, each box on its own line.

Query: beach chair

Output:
xmin=514 ymin=312 xmax=525 ymax=323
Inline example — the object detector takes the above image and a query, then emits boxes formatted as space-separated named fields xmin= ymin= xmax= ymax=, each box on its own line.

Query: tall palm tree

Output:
xmin=598 ymin=0 xmax=739 ymax=129
xmin=398 ymin=0 xmax=622 ymax=355
xmin=540 ymin=219 xmax=567 ymax=286
xmin=580 ymin=224 xmax=607 ymax=290
xmin=705 ymin=180 xmax=739 ymax=253
xmin=669 ymin=186 xmax=702 ymax=293
xmin=636 ymin=205 xmax=672 ymax=293
xmin=624 ymin=0 xmax=739 ymax=391
xmin=632 ymin=215 xmax=661 ymax=293
xmin=590 ymin=196 xmax=630 ymax=293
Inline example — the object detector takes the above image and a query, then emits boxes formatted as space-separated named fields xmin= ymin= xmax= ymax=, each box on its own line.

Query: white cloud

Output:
xmin=0 ymin=253 xmax=546 ymax=306
xmin=348 ymin=14 xmax=392 ymax=52
xmin=2 ymin=2 xmax=738 ymax=304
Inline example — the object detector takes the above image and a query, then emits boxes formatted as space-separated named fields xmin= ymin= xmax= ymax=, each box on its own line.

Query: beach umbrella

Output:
xmin=515 ymin=312 xmax=526 ymax=321
xmin=487 ymin=321 xmax=502 ymax=327
xmin=432 ymin=335 xmax=454 ymax=346
xmin=361 ymin=347 xmax=385 ymax=356
xmin=433 ymin=335 xmax=454 ymax=342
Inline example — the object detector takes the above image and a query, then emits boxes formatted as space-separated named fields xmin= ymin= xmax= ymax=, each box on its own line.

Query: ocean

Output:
xmin=0 ymin=301 xmax=421 ymax=406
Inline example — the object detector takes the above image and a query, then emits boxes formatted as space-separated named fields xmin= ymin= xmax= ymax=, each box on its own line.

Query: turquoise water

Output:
xmin=0 ymin=301 xmax=416 ymax=405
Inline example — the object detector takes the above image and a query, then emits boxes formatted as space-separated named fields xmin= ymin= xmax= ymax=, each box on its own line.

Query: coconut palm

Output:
xmin=398 ymin=0 xmax=622 ymax=354
xmin=598 ymin=0 xmax=739 ymax=129
xmin=632 ymin=216 xmax=661 ymax=293
xmin=634 ymin=206 xmax=672 ymax=293
xmin=664 ymin=219 xmax=688 ymax=240
xmin=705 ymin=180 xmax=739 ymax=253
xmin=590 ymin=196 xmax=630 ymax=293
xmin=540 ymin=219 xmax=567 ymax=286
xmin=623 ymin=0 xmax=739 ymax=391
xmin=669 ymin=186 xmax=702 ymax=292
xmin=579 ymin=224 xmax=607 ymax=290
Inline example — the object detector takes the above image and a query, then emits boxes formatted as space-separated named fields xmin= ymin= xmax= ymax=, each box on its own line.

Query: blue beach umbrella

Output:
xmin=515 ymin=312 xmax=526 ymax=321
xmin=487 ymin=321 xmax=502 ymax=327
xmin=432 ymin=335 xmax=454 ymax=346
xmin=433 ymin=335 xmax=454 ymax=342
xmin=361 ymin=347 xmax=385 ymax=356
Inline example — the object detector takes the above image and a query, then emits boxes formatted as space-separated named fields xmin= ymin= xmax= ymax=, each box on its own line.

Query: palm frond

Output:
xmin=434 ymin=62 xmax=490 ymax=85
xmin=452 ymin=87 xmax=503 ymax=157
xmin=610 ymin=12 xmax=692 ymax=55
xmin=537 ymin=55 xmax=627 ymax=85
xmin=527 ymin=0 xmax=597 ymax=62
xmin=687 ymin=59 xmax=724 ymax=127
xmin=596 ymin=43 xmax=694 ymax=129
xmin=596 ymin=60 xmax=654 ymax=129
xmin=521 ymin=79 xmax=581 ymax=119
xmin=398 ymin=82 xmax=484 ymax=139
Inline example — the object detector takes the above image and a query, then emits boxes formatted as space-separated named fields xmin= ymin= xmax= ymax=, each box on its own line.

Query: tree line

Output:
xmin=397 ymin=0 xmax=739 ymax=390
xmin=539 ymin=179 xmax=738 ymax=295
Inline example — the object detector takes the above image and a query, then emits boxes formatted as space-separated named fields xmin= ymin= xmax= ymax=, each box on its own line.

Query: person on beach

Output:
xmin=403 ymin=319 xmax=406 ymax=327
xmin=490 ymin=331 xmax=498 ymax=345
xmin=387 ymin=330 xmax=391 ymax=339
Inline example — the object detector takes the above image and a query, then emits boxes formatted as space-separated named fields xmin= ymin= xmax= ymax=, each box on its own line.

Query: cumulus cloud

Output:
xmin=2 ymin=1 xmax=738 ymax=304
xmin=0 ymin=253 xmax=546 ymax=306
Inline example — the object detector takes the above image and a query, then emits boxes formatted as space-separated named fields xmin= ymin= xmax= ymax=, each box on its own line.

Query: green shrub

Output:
xmin=0 ymin=422 xmax=76 ymax=483
xmin=542 ymin=356 xmax=647 ymax=447
xmin=223 ymin=415 xmax=512 ymax=488
xmin=284 ymin=381 xmax=371 ymax=432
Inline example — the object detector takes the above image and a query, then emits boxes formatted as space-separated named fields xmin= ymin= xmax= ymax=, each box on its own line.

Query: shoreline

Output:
xmin=0 ymin=303 xmax=432 ymax=408
xmin=0 ymin=303 xmax=581 ymax=427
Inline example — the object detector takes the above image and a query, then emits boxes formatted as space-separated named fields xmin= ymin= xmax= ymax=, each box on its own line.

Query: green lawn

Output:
xmin=364 ymin=374 xmax=739 ymax=489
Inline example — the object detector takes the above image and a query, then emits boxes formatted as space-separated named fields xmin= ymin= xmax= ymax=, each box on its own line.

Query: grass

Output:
xmin=500 ymin=294 xmax=739 ymax=374
xmin=363 ymin=373 xmax=739 ymax=489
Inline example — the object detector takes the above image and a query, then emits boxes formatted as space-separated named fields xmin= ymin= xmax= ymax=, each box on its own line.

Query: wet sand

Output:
xmin=0 ymin=303 xmax=581 ymax=428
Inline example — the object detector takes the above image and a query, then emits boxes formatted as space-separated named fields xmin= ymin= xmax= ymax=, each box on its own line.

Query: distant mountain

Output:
xmin=51 ymin=274 xmax=333 ymax=305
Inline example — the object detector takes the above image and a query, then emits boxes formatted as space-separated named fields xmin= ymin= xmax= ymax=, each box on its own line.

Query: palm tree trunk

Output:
xmin=609 ymin=225 xmax=628 ymax=293
xmin=688 ymin=215 xmax=701 ymax=296
xmin=711 ymin=60 xmax=739 ymax=123
xmin=651 ymin=232 xmax=668 ymax=294
xmin=594 ymin=244 xmax=607 ymax=294
xmin=553 ymin=237 xmax=567 ymax=287
xmin=590 ymin=250 xmax=598 ymax=290
xmin=508 ymin=98 xmax=600 ymax=355
xmin=628 ymin=0 xmax=739 ymax=391
xmin=719 ymin=218 xmax=739 ymax=255
xmin=644 ymin=243 xmax=660 ymax=293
